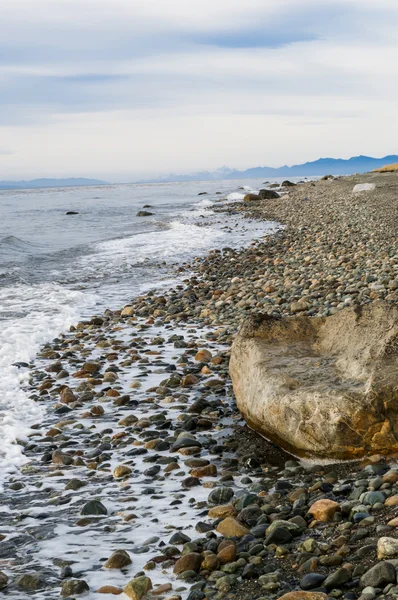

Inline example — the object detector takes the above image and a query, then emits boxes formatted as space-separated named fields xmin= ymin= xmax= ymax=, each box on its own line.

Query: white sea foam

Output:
xmin=226 ymin=192 xmax=246 ymax=201
xmin=0 ymin=283 xmax=97 ymax=487
xmin=76 ymin=219 xmax=225 ymax=279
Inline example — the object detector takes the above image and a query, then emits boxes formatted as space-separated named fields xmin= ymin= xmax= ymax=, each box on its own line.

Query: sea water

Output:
xmin=0 ymin=177 xmax=299 ymax=483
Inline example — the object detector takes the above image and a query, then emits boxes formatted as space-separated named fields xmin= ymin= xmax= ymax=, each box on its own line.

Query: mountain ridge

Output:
xmin=138 ymin=155 xmax=398 ymax=183
xmin=0 ymin=177 xmax=108 ymax=190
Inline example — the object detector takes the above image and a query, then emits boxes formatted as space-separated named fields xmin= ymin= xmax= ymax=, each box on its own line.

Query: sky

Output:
xmin=0 ymin=0 xmax=398 ymax=181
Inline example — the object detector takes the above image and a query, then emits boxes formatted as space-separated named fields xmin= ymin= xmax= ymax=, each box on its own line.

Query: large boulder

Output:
xmin=229 ymin=303 xmax=398 ymax=460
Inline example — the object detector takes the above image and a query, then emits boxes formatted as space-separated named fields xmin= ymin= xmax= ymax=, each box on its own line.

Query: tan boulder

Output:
xmin=386 ymin=496 xmax=398 ymax=507
xmin=216 ymin=517 xmax=249 ymax=538
xmin=104 ymin=549 xmax=132 ymax=569
xmin=195 ymin=349 xmax=212 ymax=362
xmin=217 ymin=541 xmax=237 ymax=564
xmin=243 ymin=193 xmax=262 ymax=202
xmin=124 ymin=576 xmax=152 ymax=600
xmin=173 ymin=552 xmax=202 ymax=574
xmin=113 ymin=465 xmax=132 ymax=479
xmin=308 ymin=499 xmax=340 ymax=522
xmin=190 ymin=464 xmax=217 ymax=477
xmin=208 ymin=505 xmax=237 ymax=519
xmin=230 ymin=303 xmax=398 ymax=460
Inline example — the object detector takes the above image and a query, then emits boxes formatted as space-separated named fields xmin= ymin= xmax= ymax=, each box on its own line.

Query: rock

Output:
xmin=353 ymin=183 xmax=376 ymax=193
xmin=61 ymin=579 xmax=90 ymax=596
xmin=97 ymin=586 xmax=123 ymax=595
xmin=0 ymin=571 xmax=8 ymax=590
xmin=259 ymin=189 xmax=280 ymax=199
xmin=265 ymin=527 xmax=293 ymax=545
xmin=81 ymin=499 xmax=107 ymax=515
xmin=195 ymin=349 xmax=212 ymax=362
xmin=217 ymin=541 xmax=237 ymax=564
xmin=208 ymin=504 xmax=237 ymax=518
xmin=360 ymin=562 xmax=396 ymax=588
xmin=113 ymin=465 xmax=132 ymax=479
xmin=277 ymin=594 xmax=328 ymax=600
xmin=300 ymin=573 xmax=326 ymax=590
xmin=377 ymin=537 xmax=398 ymax=559
xmin=136 ymin=211 xmax=153 ymax=217
xmin=208 ymin=486 xmax=234 ymax=505
xmin=52 ymin=450 xmax=73 ymax=465
xmin=230 ymin=304 xmax=398 ymax=460
xmin=104 ymin=549 xmax=132 ymax=569
xmin=243 ymin=193 xmax=262 ymax=202
xmin=65 ymin=478 xmax=86 ymax=491
xmin=290 ymin=302 xmax=311 ymax=313
xmin=282 ymin=180 xmax=297 ymax=187
xmin=216 ymin=517 xmax=249 ymax=538
xmin=308 ymin=499 xmax=340 ymax=521
xmin=124 ymin=576 xmax=152 ymax=600
xmin=266 ymin=520 xmax=302 ymax=536
xmin=173 ymin=552 xmax=202 ymax=574
xmin=121 ymin=306 xmax=134 ymax=317
xmin=323 ymin=567 xmax=351 ymax=588
xmin=15 ymin=574 xmax=44 ymax=590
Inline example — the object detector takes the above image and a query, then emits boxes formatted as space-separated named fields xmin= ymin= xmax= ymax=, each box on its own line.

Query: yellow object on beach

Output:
xmin=373 ymin=163 xmax=398 ymax=172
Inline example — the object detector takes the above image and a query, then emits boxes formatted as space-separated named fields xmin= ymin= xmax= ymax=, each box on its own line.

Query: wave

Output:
xmin=0 ymin=235 xmax=37 ymax=249
xmin=0 ymin=282 xmax=97 ymax=488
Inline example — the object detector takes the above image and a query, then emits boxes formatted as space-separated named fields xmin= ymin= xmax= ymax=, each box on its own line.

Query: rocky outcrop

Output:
xmin=230 ymin=303 xmax=398 ymax=460
xmin=373 ymin=163 xmax=398 ymax=173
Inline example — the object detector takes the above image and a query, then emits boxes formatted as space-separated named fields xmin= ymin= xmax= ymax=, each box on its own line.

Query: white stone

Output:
xmin=377 ymin=536 xmax=398 ymax=559
xmin=353 ymin=183 xmax=376 ymax=193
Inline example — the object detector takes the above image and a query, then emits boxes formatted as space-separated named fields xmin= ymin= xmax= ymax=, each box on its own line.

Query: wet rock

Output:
xmin=208 ymin=486 xmax=234 ymax=505
xmin=104 ymin=549 xmax=132 ymax=569
xmin=0 ymin=572 xmax=8 ymax=590
xmin=174 ymin=553 xmax=202 ymax=574
xmin=81 ymin=499 xmax=107 ymax=515
xmin=97 ymin=586 xmax=124 ymax=595
xmin=216 ymin=517 xmax=249 ymax=538
xmin=16 ymin=573 xmax=45 ymax=590
xmin=113 ymin=465 xmax=132 ymax=479
xmin=124 ymin=576 xmax=152 ymax=600
xmin=61 ymin=579 xmax=90 ymax=596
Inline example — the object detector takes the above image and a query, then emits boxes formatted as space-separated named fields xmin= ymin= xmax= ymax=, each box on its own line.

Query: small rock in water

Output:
xmin=124 ymin=576 xmax=152 ymax=600
xmin=104 ymin=549 xmax=132 ymax=569
xmin=81 ymin=499 xmax=107 ymax=515
xmin=61 ymin=579 xmax=90 ymax=597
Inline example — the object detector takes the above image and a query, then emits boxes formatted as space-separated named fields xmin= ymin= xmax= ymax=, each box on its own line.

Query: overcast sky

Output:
xmin=1 ymin=0 xmax=397 ymax=181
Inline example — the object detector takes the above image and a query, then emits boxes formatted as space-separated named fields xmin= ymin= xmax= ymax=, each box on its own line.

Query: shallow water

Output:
xmin=0 ymin=176 xmax=300 ymax=487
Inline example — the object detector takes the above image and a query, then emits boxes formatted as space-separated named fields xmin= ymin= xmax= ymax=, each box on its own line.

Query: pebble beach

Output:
xmin=4 ymin=172 xmax=398 ymax=600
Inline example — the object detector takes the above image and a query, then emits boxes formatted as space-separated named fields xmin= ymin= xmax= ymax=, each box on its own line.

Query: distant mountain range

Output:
xmin=1 ymin=155 xmax=397 ymax=190
xmin=139 ymin=155 xmax=398 ymax=183
xmin=0 ymin=177 xmax=108 ymax=190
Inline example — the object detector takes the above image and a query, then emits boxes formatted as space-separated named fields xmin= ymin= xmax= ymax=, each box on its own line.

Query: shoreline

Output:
xmin=3 ymin=172 xmax=398 ymax=599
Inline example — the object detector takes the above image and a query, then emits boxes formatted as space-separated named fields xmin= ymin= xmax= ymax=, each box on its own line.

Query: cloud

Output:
xmin=0 ymin=0 xmax=397 ymax=178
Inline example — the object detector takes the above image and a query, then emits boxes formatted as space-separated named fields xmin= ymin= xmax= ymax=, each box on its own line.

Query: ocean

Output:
xmin=0 ymin=177 xmax=295 ymax=482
